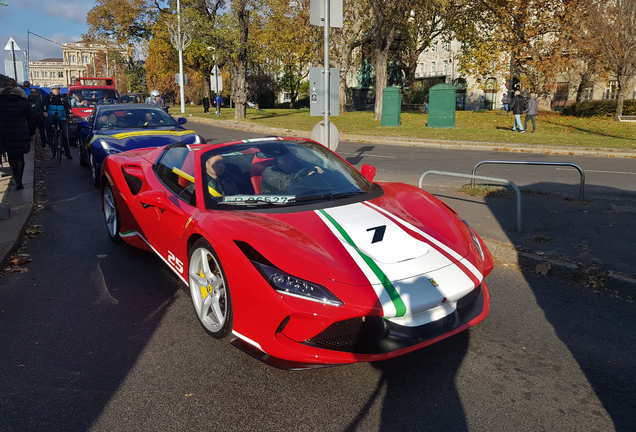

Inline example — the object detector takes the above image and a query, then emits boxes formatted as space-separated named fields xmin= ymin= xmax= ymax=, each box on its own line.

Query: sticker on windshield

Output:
xmin=223 ymin=195 xmax=295 ymax=203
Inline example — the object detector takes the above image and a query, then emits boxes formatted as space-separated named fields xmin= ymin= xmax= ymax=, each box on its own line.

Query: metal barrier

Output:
xmin=471 ymin=160 xmax=585 ymax=200
xmin=419 ymin=170 xmax=522 ymax=233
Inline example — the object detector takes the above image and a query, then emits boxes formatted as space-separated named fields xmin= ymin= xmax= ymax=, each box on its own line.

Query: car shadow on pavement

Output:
xmin=0 ymin=154 xmax=185 ymax=431
xmin=476 ymin=183 xmax=636 ymax=431
xmin=346 ymin=334 xmax=470 ymax=431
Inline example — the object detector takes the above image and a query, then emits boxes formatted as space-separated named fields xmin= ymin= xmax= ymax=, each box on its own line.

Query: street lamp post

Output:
xmin=177 ymin=0 xmax=185 ymax=114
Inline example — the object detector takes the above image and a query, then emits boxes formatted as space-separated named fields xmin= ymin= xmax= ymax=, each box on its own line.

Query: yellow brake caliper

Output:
xmin=199 ymin=269 xmax=209 ymax=299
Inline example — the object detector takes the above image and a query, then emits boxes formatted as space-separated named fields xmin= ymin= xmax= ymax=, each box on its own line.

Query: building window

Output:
xmin=58 ymin=71 xmax=64 ymax=78
xmin=431 ymin=62 xmax=436 ymax=74
xmin=433 ymin=42 xmax=438 ymax=53
xmin=418 ymin=63 xmax=424 ymax=77
xmin=44 ymin=71 xmax=48 ymax=78
xmin=603 ymin=81 xmax=618 ymax=100
xmin=583 ymin=88 xmax=593 ymax=100
xmin=445 ymin=41 xmax=451 ymax=51
xmin=443 ymin=61 xmax=448 ymax=75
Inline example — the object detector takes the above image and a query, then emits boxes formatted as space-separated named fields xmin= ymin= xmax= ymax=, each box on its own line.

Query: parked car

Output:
xmin=99 ymin=137 xmax=493 ymax=369
xmin=76 ymin=104 xmax=205 ymax=187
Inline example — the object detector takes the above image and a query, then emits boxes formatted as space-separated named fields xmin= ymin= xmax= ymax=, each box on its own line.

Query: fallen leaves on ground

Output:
xmin=536 ymin=262 xmax=551 ymax=275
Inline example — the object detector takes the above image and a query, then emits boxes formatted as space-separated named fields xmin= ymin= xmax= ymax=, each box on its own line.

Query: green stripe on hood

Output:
xmin=318 ymin=208 xmax=407 ymax=317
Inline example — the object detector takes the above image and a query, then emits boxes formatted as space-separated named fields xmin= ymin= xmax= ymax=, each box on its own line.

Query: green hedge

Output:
xmin=562 ymin=100 xmax=636 ymax=117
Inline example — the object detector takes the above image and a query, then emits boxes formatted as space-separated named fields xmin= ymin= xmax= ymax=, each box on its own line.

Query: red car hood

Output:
xmin=234 ymin=183 xmax=472 ymax=287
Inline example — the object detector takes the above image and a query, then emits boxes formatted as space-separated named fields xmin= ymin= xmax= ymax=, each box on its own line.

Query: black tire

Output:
xmin=188 ymin=239 xmax=233 ymax=339
xmin=102 ymin=184 xmax=121 ymax=242
xmin=90 ymin=153 xmax=100 ymax=188
xmin=51 ymin=135 xmax=57 ymax=159
xmin=56 ymin=133 xmax=63 ymax=163
xmin=79 ymin=146 xmax=88 ymax=166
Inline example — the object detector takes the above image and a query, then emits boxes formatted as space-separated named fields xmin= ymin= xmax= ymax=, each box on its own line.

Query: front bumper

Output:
xmin=232 ymin=281 xmax=490 ymax=369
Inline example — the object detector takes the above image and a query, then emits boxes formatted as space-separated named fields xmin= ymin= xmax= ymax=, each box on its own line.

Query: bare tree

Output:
xmin=225 ymin=0 xmax=251 ymax=119
xmin=584 ymin=0 xmax=636 ymax=120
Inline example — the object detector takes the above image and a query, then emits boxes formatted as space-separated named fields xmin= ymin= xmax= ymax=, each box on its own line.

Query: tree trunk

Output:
xmin=403 ymin=61 xmax=417 ymax=105
xmin=229 ymin=0 xmax=249 ymax=119
xmin=575 ymin=61 xmax=595 ymax=103
xmin=615 ymin=76 xmax=628 ymax=121
xmin=339 ymin=47 xmax=352 ymax=113
xmin=373 ymin=47 xmax=389 ymax=120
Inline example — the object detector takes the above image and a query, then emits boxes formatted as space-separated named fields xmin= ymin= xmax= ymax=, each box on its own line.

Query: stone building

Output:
xmin=28 ymin=41 xmax=121 ymax=88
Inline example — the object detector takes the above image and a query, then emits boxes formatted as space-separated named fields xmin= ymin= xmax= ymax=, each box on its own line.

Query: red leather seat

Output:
xmin=250 ymin=157 xmax=274 ymax=194
xmin=177 ymin=152 xmax=195 ymax=188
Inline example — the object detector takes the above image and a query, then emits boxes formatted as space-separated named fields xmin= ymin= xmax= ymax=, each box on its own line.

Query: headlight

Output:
xmin=94 ymin=139 xmax=121 ymax=155
xmin=460 ymin=217 xmax=484 ymax=260
xmin=251 ymin=261 xmax=343 ymax=307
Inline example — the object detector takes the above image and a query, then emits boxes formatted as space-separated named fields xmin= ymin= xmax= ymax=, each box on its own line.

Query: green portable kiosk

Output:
xmin=381 ymin=87 xmax=401 ymax=127
xmin=428 ymin=83 xmax=456 ymax=128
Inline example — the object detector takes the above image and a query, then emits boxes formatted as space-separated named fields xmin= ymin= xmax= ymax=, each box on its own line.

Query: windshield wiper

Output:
xmin=217 ymin=197 xmax=292 ymax=206
xmin=288 ymin=191 xmax=366 ymax=203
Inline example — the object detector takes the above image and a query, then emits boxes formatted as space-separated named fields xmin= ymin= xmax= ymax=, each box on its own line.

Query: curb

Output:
xmin=483 ymin=238 xmax=636 ymax=298
xmin=187 ymin=116 xmax=636 ymax=158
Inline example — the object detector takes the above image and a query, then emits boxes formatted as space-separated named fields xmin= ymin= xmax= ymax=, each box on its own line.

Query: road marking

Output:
xmin=556 ymin=168 xmax=636 ymax=175
xmin=338 ymin=152 xmax=396 ymax=159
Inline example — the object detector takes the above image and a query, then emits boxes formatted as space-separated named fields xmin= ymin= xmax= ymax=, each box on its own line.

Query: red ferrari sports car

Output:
xmin=100 ymin=138 xmax=493 ymax=369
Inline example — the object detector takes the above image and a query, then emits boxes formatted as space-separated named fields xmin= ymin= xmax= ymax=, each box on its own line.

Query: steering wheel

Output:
xmin=290 ymin=166 xmax=316 ymax=183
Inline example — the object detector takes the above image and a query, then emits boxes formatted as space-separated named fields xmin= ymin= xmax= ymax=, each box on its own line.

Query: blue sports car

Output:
xmin=76 ymin=104 xmax=206 ymax=187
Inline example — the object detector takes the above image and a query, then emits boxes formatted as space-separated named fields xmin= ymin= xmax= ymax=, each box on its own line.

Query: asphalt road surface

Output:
xmin=0 ymin=123 xmax=634 ymax=432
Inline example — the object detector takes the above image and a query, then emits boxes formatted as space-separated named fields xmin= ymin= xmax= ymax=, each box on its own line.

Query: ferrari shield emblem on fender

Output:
xmin=429 ymin=278 xmax=439 ymax=287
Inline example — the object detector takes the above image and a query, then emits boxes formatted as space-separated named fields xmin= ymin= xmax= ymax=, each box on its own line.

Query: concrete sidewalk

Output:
xmin=0 ymin=141 xmax=35 ymax=271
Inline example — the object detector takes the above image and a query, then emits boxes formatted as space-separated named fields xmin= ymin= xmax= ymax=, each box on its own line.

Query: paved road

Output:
xmin=0 ymin=124 xmax=634 ymax=431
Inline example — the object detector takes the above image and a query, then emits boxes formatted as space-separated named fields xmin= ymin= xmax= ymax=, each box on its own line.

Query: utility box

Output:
xmin=381 ymin=86 xmax=401 ymax=127
xmin=428 ymin=83 xmax=456 ymax=128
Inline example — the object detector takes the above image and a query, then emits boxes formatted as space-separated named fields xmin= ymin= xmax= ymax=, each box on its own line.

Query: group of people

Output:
xmin=501 ymin=90 xmax=539 ymax=133
xmin=0 ymin=75 xmax=74 ymax=190
xmin=202 ymin=93 xmax=224 ymax=116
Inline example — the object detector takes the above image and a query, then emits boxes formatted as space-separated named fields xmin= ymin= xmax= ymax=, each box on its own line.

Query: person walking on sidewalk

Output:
xmin=214 ymin=93 xmax=223 ymax=117
xmin=202 ymin=94 xmax=210 ymax=114
xmin=0 ymin=78 xmax=35 ymax=190
xmin=509 ymin=90 xmax=526 ymax=133
xmin=524 ymin=92 xmax=538 ymax=133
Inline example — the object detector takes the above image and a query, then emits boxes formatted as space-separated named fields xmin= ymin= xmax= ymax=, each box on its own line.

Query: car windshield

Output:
xmin=69 ymin=89 xmax=119 ymax=107
xmin=94 ymin=107 xmax=178 ymax=130
xmin=196 ymin=140 xmax=376 ymax=209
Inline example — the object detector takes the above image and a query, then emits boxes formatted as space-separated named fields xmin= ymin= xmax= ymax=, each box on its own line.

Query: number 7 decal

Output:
xmin=366 ymin=225 xmax=386 ymax=244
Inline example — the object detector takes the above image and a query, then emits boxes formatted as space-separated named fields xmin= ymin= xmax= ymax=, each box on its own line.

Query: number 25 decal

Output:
xmin=168 ymin=251 xmax=184 ymax=273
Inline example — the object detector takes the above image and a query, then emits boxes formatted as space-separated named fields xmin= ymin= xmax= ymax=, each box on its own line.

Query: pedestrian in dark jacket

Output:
xmin=27 ymin=90 xmax=46 ymax=145
xmin=202 ymin=94 xmax=210 ymax=114
xmin=0 ymin=78 xmax=35 ymax=190
xmin=524 ymin=92 xmax=538 ymax=132
xmin=509 ymin=90 xmax=526 ymax=133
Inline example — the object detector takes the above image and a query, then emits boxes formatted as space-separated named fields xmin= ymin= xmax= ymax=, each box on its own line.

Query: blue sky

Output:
xmin=1 ymin=0 xmax=93 ymax=74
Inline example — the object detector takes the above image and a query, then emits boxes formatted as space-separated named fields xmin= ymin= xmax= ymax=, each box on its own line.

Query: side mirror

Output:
xmin=77 ymin=121 xmax=90 ymax=128
xmin=177 ymin=117 xmax=187 ymax=125
xmin=137 ymin=190 xmax=184 ymax=216
xmin=361 ymin=164 xmax=376 ymax=182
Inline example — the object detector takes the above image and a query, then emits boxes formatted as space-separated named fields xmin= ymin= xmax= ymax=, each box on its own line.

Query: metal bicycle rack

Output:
xmin=471 ymin=160 xmax=586 ymax=200
xmin=419 ymin=171 xmax=522 ymax=233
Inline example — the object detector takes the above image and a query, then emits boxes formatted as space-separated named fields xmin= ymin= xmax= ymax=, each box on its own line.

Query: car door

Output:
xmin=131 ymin=144 xmax=198 ymax=282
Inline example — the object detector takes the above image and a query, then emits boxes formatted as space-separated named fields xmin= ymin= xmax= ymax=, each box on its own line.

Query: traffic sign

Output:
xmin=4 ymin=37 xmax=20 ymax=51
xmin=310 ymin=0 xmax=343 ymax=28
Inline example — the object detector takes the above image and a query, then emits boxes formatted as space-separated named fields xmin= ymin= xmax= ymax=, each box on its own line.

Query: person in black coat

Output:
xmin=202 ymin=94 xmax=210 ymax=114
xmin=509 ymin=90 xmax=526 ymax=133
xmin=27 ymin=90 xmax=46 ymax=146
xmin=0 ymin=78 xmax=35 ymax=190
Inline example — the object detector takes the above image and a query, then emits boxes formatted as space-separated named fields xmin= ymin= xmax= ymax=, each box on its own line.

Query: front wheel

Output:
xmin=56 ymin=132 xmax=63 ymax=163
xmin=102 ymin=184 xmax=121 ymax=242
xmin=188 ymin=239 xmax=232 ymax=339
